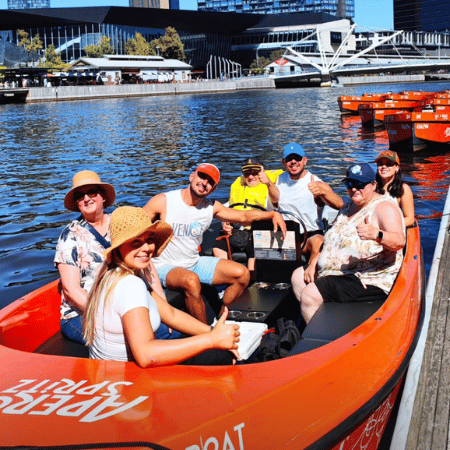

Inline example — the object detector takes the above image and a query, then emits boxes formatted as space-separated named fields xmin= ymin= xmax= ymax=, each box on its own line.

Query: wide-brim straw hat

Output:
xmin=104 ymin=206 xmax=173 ymax=264
xmin=64 ymin=170 xmax=116 ymax=212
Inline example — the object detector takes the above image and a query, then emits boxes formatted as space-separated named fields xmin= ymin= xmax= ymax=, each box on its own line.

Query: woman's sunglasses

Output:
xmin=344 ymin=179 xmax=371 ymax=190
xmin=75 ymin=188 xmax=100 ymax=202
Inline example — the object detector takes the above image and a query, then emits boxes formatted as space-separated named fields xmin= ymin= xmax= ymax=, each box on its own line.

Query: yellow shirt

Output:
xmin=228 ymin=169 xmax=283 ymax=210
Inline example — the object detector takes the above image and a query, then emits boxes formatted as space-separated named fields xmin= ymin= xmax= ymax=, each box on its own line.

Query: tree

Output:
xmin=39 ymin=44 xmax=68 ymax=69
xmin=150 ymin=27 xmax=185 ymax=61
xmin=249 ymin=56 xmax=270 ymax=75
xmin=84 ymin=35 xmax=113 ymax=58
xmin=124 ymin=32 xmax=151 ymax=56
xmin=17 ymin=29 xmax=30 ymax=49
xmin=270 ymin=48 xmax=286 ymax=61
xmin=29 ymin=34 xmax=43 ymax=54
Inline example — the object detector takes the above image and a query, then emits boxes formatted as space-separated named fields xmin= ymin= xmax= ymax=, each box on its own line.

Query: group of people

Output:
xmin=54 ymin=144 xmax=414 ymax=367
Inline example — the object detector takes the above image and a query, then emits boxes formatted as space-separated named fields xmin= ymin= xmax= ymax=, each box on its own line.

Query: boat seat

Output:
xmin=35 ymin=331 xmax=89 ymax=358
xmin=288 ymin=300 xmax=384 ymax=356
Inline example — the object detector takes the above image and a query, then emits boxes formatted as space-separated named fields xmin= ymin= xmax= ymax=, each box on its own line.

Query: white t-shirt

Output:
xmin=90 ymin=275 xmax=161 ymax=361
xmin=152 ymin=189 xmax=214 ymax=269
xmin=276 ymin=171 xmax=324 ymax=232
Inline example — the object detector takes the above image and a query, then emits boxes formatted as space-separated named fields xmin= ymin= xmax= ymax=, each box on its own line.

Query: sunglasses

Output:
xmin=377 ymin=160 xmax=396 ymax=167
xmin=344 ymin=179 xmax=371 ymax=190
xmin=197 ymin=171 xmax=216 ymax=186
xmin=243 ymin=170 xmax=261 ymax=177
xmin=75 ymin=188 xmax=100 ymax=202
xmin=285 ymin=155 xmax=303 ymax=163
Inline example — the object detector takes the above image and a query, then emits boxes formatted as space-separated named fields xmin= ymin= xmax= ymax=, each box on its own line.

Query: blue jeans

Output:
xmin=154 ymin=322 xmax=183 ymax=340
xmin=60 ymin=315 xmax=84 ymax=344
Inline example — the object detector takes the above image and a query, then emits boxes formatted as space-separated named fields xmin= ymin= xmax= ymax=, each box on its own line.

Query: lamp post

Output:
xmin=156 ymin=46 xmax=160 ymax=57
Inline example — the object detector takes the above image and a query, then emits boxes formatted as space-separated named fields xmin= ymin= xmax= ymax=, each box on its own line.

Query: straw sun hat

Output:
xmin=104 ymin=206 xmax=173 ymax=264
xmin=64 ymin=170 xmax=116 ymax=212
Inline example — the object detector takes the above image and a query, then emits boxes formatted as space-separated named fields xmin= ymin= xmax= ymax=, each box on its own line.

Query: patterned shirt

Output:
xmin=54 ymin=216 xmax=111 ymax=319
xmin=317 ymin=196 xmax=404 ymax=294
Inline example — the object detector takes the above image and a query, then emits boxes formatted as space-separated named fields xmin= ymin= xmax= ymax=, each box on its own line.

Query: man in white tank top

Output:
xmin=274 ymin=143 xmax=343 ymax=284
xmin=144 ymin=163 xmax=287 ymax=324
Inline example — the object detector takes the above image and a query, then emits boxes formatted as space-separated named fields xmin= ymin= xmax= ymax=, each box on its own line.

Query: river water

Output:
xmin=1 ymin=80 xmax=449 ymax=309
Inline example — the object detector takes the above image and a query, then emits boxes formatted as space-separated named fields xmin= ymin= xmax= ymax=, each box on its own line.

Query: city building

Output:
xmin=129 ymin=0 xmax=179 ymax=10
xmin=8 ymin=0 xmax=50 ymax=9
xmin=0 ymin=7 xmax=354 ymax=68
xmin=394 ymin=0 xmax=450 ymax=33
xmin=67 ymin=54 xmax=192 ymax=83
xmin=197 ymin=0 xmax=354 ymax=19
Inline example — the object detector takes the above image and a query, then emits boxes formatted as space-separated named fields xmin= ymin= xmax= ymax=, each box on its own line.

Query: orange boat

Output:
xmin=387 ymin=91 xmax=436 ymax=101
xmin=0 ymin=223 xmax=424 ymax=450
xmin=338 ymin=93 xmax=389 ymax=115
xmin=358 ymin=99 xmax=426 ymax=128
xmin=385 ymin=105 xmax=450 ymax=151
xmin=413 ymin=108 xmax=450 ymax=150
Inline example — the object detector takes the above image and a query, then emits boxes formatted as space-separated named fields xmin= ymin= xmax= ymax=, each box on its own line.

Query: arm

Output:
xmin=308 ymin=177 xmax=344 ymax=210
xmin=258 ymin=169 xmax=280 ymax=204
xmin=57 ymin=263 xmax=88 ymax=312
xmin=400 ymin=183 xmax=415 ymax=227
xmin=213 ymin=201 xmax=287 ymax=237
xmin=356 ymin=202 xmax=405 ymax=251
xmin=144 ymin=260 xmax=167 ymax=300
xmin=143 ymin=193 xmax=167 ymax=221
xmin=121 ymin=303 xmax=239 ymax=368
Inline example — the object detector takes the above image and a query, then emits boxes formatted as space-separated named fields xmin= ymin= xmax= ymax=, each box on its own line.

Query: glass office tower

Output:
xmin=198 ymin=0 xmax=354 ymax=19
xmin=8 ymin=0 xmax=50 ymax=8
xmin=394 ymin=0 xmax=450 ymax=32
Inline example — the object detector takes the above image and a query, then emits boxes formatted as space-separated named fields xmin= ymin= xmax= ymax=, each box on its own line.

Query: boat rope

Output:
xmin=0 ymin=442 xmax=171 ymax=450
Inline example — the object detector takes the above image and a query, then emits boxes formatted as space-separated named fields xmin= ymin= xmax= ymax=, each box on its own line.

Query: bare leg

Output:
xmin=165 ymin=267 xmax=207 ymax=324
xmin=212 ymin=259 xmax=250 ymax=314
xmin=299 ymin=283 xmax=324 ymax=323
xmin=213 ymin=248 xmax=228 ymax=259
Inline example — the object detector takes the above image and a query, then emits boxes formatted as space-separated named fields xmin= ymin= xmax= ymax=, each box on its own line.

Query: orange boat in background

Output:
xmin=358 ymin=100 xmax=425 ymax=128
xmin=385 ymin=105 xmax=450 ymax=151
xmin=0 ymin=225 xmax=424 ymax=450
xmin=338 ymin=93 xmax=389 ymax=115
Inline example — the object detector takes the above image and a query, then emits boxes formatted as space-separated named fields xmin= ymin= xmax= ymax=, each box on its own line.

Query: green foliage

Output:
xmin=269 ymin=48 xmax=286 ymax=61
xmin=84 ymin=35 xmax=113 ymax=58
xmin=150 ymin=27 xmax=185 ymax=61
xmin=17 ymin=30 xmax=43 ymax=54
xmin=249 ymin=56 xmax=271 ymax=74
xmin=38 ymin=44 xmax=68 ymax=69
xmin=17 ymin=29 xmax=30 ymax=49
xmin=29 ymin=34 xmax=43 ymax=54
xmin=125 ymin=32 xmax=151 ymax=56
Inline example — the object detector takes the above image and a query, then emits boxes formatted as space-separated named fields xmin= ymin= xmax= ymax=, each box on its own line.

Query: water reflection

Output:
xmin=1 ymin=81 xmax=450 ymax=308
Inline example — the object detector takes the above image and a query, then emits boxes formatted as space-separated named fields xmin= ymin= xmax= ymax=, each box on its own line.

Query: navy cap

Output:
xmin=283 ymin=143 xmax=306 ymax=160
xmin=343 ymin=163 xmax=376 ymax=183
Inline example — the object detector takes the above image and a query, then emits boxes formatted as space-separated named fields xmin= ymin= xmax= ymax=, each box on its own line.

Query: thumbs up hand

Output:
xmin=356 ymin=216 xmax=377 ymax=241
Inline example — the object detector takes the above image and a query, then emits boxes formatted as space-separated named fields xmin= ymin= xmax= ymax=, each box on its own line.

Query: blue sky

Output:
xmin=0 ymin=0 xmax=394 ymax=29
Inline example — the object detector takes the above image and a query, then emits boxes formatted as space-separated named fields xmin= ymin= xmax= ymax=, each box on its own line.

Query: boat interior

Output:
xmin=30 ymin=216 xmax=396 ymax=362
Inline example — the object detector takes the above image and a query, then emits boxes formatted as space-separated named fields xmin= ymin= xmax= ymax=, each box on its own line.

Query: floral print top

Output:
xmin=54 ymin=216 xmax=111 ymax=320
xmin=317 ymin=196 xmax=404 ymax=294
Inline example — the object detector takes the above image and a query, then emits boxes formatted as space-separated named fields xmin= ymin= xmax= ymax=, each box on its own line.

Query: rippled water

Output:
xmin=1 ymin=80 xmax=449 ymax=308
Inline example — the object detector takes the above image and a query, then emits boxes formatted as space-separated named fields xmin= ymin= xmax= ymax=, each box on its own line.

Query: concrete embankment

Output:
xmin=337 ymin=74 xmax=425 ymax=86
xmin=26 ymin=78 xmax=275 ymax=103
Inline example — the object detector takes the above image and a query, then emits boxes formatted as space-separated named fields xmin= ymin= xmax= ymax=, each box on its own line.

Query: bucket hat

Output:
xmin=196 ymin=163 xmax=220 ymax=185
xmin=375 ymin=150 xmax=400 ymax=165
xmin=64 ymin=170 xmax=116 ymax=212
xmin=103 ymin=206 xmax=173 ymax=264
xmin=343 ymin=163 xmax=376 ymax=183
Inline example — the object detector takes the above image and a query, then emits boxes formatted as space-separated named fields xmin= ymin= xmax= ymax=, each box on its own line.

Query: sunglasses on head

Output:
xmin=285 ymin=155 xmax=303 ymax=163
xmin=75 ymin=188 xmax=100 ymax=202
xmin=344 ymin=179 xmax=371 ymax=190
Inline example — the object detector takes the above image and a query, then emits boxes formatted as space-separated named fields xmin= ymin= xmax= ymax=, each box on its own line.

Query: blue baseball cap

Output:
xmin=283 ymin=143 xmax=306 ymax=160
xmin=343 ymin=163 xmax=376 ymax=183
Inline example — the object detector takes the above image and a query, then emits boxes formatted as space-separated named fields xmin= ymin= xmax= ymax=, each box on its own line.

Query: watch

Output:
xmin=377 ymin=230 xmax=384 ymax=241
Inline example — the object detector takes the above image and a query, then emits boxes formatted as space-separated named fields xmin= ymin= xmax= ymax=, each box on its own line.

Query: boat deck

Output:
xmin=391 ymin=186 xmax=450 ymax=449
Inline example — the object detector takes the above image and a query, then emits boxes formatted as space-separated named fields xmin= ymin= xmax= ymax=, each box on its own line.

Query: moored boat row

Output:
xmin=338 ymin=90 xmax=450 ymax=152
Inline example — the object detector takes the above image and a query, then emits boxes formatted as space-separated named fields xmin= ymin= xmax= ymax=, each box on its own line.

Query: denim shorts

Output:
xmin=157 ymin=256 xmax=221 ymax=287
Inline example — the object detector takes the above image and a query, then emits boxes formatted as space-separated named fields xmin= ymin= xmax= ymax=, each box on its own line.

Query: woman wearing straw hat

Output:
xmin=54 ymin=170 xmax=116 ymax=344
xmin=375 ymin=150 xmax=415 ymax=227
xmin=83 ymin=206 xmax=239 ymax=366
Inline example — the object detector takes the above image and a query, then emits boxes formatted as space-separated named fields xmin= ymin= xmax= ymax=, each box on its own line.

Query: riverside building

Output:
xmin=8 ymin=0 xmax=50 ymax=9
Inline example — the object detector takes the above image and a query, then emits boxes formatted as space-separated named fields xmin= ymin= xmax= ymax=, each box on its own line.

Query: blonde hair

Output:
xmin=83 ymin=248 xmax=137 ymax=346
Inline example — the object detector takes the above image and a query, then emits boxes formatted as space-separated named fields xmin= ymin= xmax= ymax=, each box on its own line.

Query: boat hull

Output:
xmin=0 ymin=226 xmax=424 ymax=449
xmin=0 ymin=88 xmax=29 ymax=104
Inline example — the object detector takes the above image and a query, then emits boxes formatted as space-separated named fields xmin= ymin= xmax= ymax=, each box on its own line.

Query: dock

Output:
xmin=391 ymin=186 xmax=450 ymax=449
